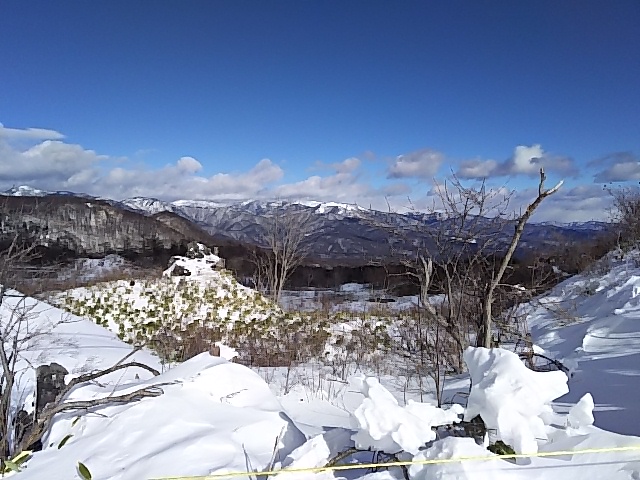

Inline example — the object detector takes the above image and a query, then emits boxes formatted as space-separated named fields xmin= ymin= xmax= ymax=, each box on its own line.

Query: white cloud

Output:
xmin=312 ymin=157 xmax=361 ymax=174
xmin=392 ymin=183 xmax=611 ymax=223
xmin=518 ymin=184 xmax=613 ymax=222
xmin=387 ymin=149 xmax=443 ymax=179
xmin=595 ymin=162 xmax=640 ymax=182
xmin=275 ymin=158 xmax=373 ymax=203
xmin=592 ymin=153 xmax=640 ymax=182
xmin=0 ymin=125 xmax=287 ymax=200
xmin=176 ymin=156 xmax=203 ymax=174
xmin=456 ymin=144 xmax=578 ymax=179
xmin=87 ymin=158 xmax=286 ymax=201
xmin=382 ymin=183 xmax=412 ymax=197
xmin=0 ymin=124 xmax=614 ymax=222
xmin=457 ymin=159 xmax=499 ymax=179
xmin=202 ymin=159 xmax=284 ymax=198
xmin=335 ymin=157 xmax=360 ymax=173
xmin=0 ymin=139 xmax=105 ymax=187
xmin=0 ymin=123 xmax=65 ymax=141
xmin=511 ymin=144 xmax=544 ymax=175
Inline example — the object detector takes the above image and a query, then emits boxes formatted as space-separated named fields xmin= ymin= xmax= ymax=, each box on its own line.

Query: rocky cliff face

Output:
xmin=0 ymin=196 xmax=197 ymax=258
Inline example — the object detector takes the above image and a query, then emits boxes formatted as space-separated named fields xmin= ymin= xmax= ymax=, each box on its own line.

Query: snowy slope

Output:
xmin=2 ymin=287 xmax=160 ymax=406
xmin=8 ymin=244 xmax=640 ymax=479
xmin=5 ymin=276 xmax=640 ymax=479
xmin=526 ymin=250 xmax=640 ymax=436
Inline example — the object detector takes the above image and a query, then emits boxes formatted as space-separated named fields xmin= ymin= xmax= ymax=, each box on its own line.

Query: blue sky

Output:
xmin=1 ymin=1 xmax=639 ymax=221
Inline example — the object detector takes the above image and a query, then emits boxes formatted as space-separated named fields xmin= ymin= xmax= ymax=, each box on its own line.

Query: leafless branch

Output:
xmin=480 ymin=168 xmax=562 ymax=347
xmin=20 ymin=384 xmax=162 ymax=453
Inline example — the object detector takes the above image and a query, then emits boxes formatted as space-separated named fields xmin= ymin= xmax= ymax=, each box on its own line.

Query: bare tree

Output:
xmin=0 ymin=233 xmax=41 ymax=460
xmin=480 ymin=168 xmax=562 ymax=347
xmin=607 ymin=185 xmax=640 ymax=250
xmin=257 ymin=204 xmax=314 ymax=304
xmin=397 ymin=178 xmax=516 ymax=366
xmin=371 ymin=178 xmax=516 ymax=401
xmin=377 ymin=171 xmax=562 ymax=401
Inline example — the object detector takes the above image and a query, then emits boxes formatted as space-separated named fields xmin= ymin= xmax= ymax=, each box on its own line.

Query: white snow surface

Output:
xmin=351 ymin=377 xmax=463 ymax=455
xmin=567 ymin=393 xmax=595 ymax=431
xmin=7 ymin=248 xmax=640 ymax=479
xmin=409 ymin=437 xmax=497 ymax=480
xmin=464 ymin=347 xmax=569 ymax=454
xmin=526 ymin=250 xmax=640 ymax=436
xmin=21 ymin=354 xmax=305 ymax=480
xmin=163 ymin=246 xmax=222 ymax=277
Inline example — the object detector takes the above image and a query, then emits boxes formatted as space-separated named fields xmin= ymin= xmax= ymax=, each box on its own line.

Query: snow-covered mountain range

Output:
xmin=116 ymin=195 xmax=611 ymax=262
xmin=2 ymin=185 xmax=610 ymax=262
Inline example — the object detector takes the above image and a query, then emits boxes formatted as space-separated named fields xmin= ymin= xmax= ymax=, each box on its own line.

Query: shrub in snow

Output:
xmin=350 ymin=376 xmax=463 ymax=455
xmin=49 ymin=251 xmax=303 ymax=364
xmin=463 ymin=347 xmax=569 ymax=454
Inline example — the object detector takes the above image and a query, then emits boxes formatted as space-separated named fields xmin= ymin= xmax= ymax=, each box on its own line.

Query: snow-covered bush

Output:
xmin=464 ymin=347 xmax=568 ymax=454
xmin=350 ymin=376 xmax=463 ymax=455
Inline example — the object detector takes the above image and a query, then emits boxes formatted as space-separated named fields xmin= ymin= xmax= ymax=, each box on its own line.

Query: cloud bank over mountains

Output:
xmin=0 ymin=123 xmax=637 ymax=222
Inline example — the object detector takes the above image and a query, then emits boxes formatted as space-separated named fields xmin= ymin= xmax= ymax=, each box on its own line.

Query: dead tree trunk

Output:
xmin=480 ymin=168 xmax=563 ymax=348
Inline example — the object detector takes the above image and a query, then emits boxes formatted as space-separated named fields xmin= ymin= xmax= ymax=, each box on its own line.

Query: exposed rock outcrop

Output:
xmin=0 ymin=196 xmax=207 ymax=259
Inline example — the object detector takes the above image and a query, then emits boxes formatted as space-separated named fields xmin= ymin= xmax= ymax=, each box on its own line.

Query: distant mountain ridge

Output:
xmin=1 ymin=185 xmax=611 ymax=263
xmin=117 ymin=196 xmax=610 ymax=262
xmin=0 ymin=190 xmax=216 ymax=262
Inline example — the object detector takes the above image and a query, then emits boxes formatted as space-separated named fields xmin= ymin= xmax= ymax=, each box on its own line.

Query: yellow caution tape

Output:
xmin=151 ymin=444 xmax=640 ymax=479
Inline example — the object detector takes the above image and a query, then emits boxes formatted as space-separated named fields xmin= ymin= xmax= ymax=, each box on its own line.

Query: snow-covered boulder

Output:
xmin=164 ymin=242 xmax=222 ymax=277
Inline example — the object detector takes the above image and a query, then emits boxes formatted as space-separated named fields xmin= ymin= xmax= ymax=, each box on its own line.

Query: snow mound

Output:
xmin=464 ymin=347 xmax=568 ymax=454
xmin=567 ymin=393 xmax=595 ymax=430
xmin=21 ymin=353 xmax=305 ymax=480
xmin=0 ymin=290 xmax=305 ymax=479
xmin=274 ymin=428 xmax=353 ymax=480
xmin=351 ymin=376 xmax=462 ymax=455
xmin=409 ymin=437 xmax=496 ymax=480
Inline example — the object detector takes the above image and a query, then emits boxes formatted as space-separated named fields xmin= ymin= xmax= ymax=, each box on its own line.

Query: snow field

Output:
xmin=11 ymin=246 xmax=640 ymax=479
xmin=3 ymin=287 xmax=640 ymax=479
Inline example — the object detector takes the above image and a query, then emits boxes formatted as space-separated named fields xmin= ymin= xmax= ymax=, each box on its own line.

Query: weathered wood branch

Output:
xmin=18 ymin=361 xmax=162 ymax=453
xmin=326 ymin=447 xmax=362 ymax=467
xmin=21 ymin=385 xmax=162 ymax=452
xmin=63 ymin=361 xmax=160 ymax=398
